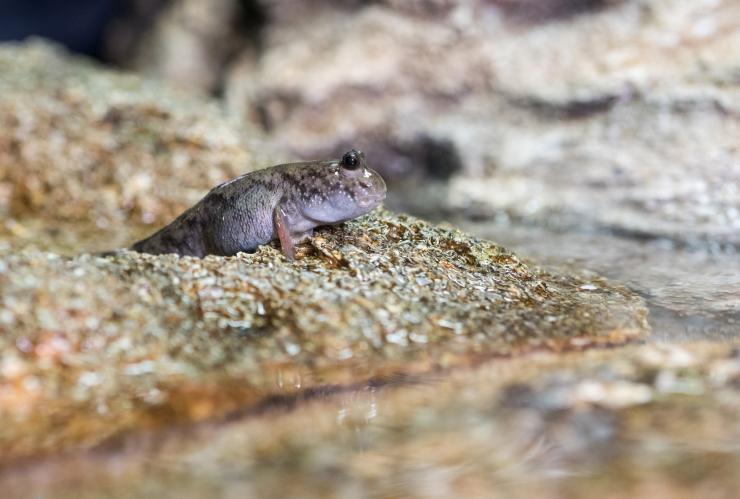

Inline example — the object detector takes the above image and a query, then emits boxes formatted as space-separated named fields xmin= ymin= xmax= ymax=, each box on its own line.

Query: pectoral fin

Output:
xmin=273 ymin=205 xmax=296 ymax=259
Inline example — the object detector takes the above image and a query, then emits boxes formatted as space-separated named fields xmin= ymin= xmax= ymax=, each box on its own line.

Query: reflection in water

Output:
xmin=4 ymin=344 xmax=740 ymax=499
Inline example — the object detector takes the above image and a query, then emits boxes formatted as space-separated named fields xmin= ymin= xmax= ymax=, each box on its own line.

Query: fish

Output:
xmin=131 ymin=150 xmax=387 ymax=259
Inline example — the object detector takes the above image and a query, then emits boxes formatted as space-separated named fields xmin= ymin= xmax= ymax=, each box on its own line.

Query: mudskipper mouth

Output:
xmin=357 ymin=191 xmax=386 ymax=209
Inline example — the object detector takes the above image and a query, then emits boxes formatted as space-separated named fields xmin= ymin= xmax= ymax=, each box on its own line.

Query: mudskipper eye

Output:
xmin=341 ymin=150 xmax=362 ymax=170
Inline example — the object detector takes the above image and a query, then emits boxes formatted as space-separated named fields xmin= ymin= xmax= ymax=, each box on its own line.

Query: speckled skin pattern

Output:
xmin=132 ymin=150 xmax=386 ymax=258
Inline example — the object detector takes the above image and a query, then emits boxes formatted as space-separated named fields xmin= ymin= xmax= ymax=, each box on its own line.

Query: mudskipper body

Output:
xmin=131 ymin=150 xmax=386 ymax=259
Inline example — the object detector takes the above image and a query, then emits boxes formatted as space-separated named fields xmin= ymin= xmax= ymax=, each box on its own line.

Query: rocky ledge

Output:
xmin=0 ymin=41 xmax=648 ymax=464
xmin=0 ymin=209 xmax=648 ymax=462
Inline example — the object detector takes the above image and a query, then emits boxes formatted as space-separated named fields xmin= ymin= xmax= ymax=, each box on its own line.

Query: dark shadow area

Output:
xmin=0 ymin=0 xmax=118 ymax=57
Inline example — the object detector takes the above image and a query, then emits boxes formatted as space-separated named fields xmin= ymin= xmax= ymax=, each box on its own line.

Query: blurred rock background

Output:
xmin=11 ymin=0 xmax=731 ymax=246
xmin=5 ymin=1 xmax=738 ymax=244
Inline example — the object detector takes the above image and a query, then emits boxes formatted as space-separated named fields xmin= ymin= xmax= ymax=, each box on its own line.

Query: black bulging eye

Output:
xmin=341 ymin=150 xmax=362 ymax=170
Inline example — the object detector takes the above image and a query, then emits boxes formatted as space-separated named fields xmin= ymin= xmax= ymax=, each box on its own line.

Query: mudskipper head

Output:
xmin=299 ymin=149 xmax=387 ymax=224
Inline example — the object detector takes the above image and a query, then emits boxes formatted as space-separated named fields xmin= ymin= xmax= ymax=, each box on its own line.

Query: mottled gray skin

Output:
xmin=132 ymin=150 xmax=386 ymax=259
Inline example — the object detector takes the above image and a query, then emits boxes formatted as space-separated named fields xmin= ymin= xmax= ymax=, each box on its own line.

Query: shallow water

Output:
xmin=448 ymin=219 xmax=739 ymax=343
